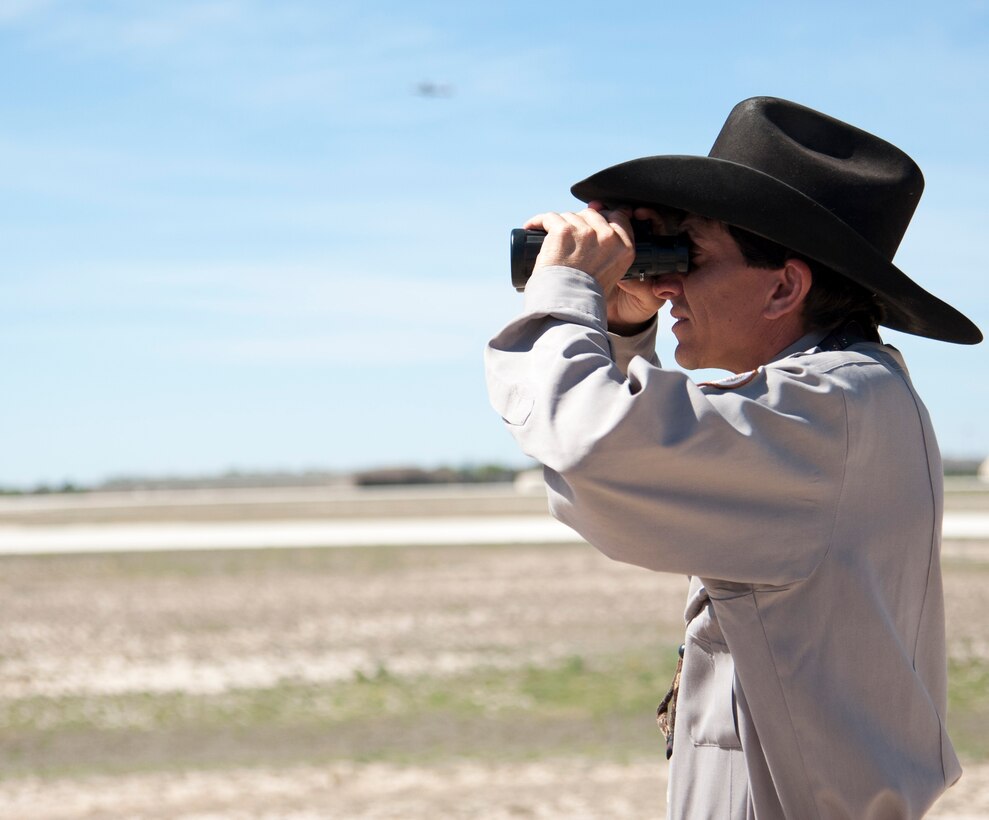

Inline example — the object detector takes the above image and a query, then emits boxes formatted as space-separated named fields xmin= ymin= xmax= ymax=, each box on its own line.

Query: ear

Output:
xmin=763 ymin=258 xmax=812 ymax=320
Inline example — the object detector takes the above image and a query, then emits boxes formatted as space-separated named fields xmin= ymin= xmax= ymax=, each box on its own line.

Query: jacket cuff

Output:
xmin=609 ymin=317 xmax=659 ymax=372
xmin=522 ymin=266 xmax=607 ymax=327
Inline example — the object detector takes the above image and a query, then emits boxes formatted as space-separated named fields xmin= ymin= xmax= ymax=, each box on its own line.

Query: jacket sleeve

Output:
xmin=484 ymin=266 xmax=847 ymax=586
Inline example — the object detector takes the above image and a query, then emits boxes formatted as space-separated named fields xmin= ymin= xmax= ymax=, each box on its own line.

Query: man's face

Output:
xmin=661 ymin=216 xmax=784 ymax=373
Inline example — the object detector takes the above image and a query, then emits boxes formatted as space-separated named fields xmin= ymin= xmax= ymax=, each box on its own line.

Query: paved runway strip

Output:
xmin=1 ymin=512 xmax=988 ymax=555
xmin=0 ymin=516 xmax=578 ymax=554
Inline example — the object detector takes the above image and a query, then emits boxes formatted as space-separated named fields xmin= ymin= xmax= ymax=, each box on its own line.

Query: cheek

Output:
xmin=708 ymin=275 xmax=765 ymax=329
xmin=685 ymin=276 xmax=738 ymax=328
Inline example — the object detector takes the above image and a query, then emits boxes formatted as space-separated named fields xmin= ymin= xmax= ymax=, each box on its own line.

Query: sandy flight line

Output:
xmin=2 ymin=483 xmax=988 ymax=818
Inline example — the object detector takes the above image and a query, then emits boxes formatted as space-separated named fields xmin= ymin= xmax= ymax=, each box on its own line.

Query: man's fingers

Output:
xmin=520 ymin=208 xmax=635 ymax=289
xmin=526 ymin=208 xmax=633 ymax=242
xmin=523 ymin=211 xmax=565 ymax=232
xmin=616 ymin=278 xmax=664 ymax=305
xmin=581 ymin=206 xmax=634 ymax=248
xmin=632 ymin=206 xmax=678 ymax=235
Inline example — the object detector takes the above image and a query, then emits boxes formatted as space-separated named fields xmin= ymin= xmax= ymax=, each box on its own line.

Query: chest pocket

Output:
xmin=679 ymin=602 xmax=742 ymax=750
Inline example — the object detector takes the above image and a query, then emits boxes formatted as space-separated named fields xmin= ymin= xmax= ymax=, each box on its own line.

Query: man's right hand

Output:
xmin=605 ymin=205 xmax=679 ymax=334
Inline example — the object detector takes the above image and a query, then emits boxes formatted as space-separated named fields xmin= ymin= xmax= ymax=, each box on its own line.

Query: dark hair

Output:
xmin=726 ymin=224 xmax=885 ymax=337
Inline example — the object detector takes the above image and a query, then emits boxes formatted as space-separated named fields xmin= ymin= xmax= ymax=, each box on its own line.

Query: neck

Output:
xmin=731 ymin=319 xmax=809 ymax=373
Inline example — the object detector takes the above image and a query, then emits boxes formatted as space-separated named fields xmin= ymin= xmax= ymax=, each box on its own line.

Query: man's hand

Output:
xmin=608 ymin=205 xmax=678 ymax=333
xmin=523 ymin=203 xmax=668 ymax=334
xmin=523 ymin=205 xmax=635 ymax=289
xmin=607 ymin=277 xmax=667 ymax=335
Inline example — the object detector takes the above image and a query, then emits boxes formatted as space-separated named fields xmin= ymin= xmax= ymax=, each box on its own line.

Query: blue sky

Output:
xmin=1 ymin=1 xmax=987 ymax=487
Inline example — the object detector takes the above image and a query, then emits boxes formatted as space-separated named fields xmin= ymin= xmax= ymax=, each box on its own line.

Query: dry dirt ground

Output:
xmin=1 ymin=486 xmax=987 ymax=818
xmin=5 ymin=759 xmax=989 ymax=819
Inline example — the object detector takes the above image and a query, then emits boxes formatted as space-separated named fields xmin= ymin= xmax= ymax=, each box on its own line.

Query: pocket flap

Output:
xmin=489 ymin=376 xmax=534 ymax=427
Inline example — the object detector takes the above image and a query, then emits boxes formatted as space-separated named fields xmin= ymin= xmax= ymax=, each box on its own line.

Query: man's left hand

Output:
xmin=523 ymin=205 xmax=636 ymax=289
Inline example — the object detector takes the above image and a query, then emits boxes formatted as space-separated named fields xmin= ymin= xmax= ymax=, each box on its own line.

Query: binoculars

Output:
xmin=510 ymin=228 xmax=690 ymax=292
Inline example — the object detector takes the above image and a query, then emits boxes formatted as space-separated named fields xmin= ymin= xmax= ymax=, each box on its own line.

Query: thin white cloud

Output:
xmin=0 ymin=1 xmax=567 ymax=119
xmin=18 ymin=0 xmax=249 ymax=51
xmin=90 ymin=262 xmax=509 ymax=325
xmin=0 ymin=259 xmax=519 ymax=367
xmin=0 ymin=0 xmax=53 ymax=24
xmin=171 ymin=328 xmax=479 ymax=365
xmin=113 ymin=1 xmax=243 ymax=49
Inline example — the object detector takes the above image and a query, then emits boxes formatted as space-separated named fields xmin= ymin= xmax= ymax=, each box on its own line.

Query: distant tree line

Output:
xmin=3 ymin=458 xmax=982 ymax=495
xmin=352 ymin=464 xmax=519 ymax=486
xmin=943 ymin=458 xmax=984 ymax=476
xmin=0 ymin=464 xmax=525 ymax=495
xmin=0 ymin=481 xmax=83 ymax=496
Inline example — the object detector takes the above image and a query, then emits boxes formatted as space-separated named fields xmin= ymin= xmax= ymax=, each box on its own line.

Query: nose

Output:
xmin=651 ymin=273 xmax=684 ymax=301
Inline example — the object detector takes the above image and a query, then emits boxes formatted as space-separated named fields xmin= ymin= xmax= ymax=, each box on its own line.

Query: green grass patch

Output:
xmin=942 ymin=556 xmax=989 ymax=573
xmin=948 ymin=657 xmax=989 ymax=760
xmin=4 ymin=649 xmax=984 ymax=779
xmin=1 ymin=648 xmax=677 ymax=734
xmin=0 ymin=648 xmax=678 ymax=778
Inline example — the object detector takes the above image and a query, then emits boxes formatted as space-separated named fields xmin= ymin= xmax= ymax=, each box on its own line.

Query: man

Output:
xmin=484 ymin=97 xmax=982 ymax=819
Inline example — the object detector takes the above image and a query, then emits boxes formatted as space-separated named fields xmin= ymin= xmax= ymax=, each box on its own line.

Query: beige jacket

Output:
xmin=485 ymin=266 xmax=961 ymax=819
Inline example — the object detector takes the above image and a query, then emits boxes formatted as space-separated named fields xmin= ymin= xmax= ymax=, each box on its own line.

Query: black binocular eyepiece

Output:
xmin=510 ymin=228 xmax=690 ymax=292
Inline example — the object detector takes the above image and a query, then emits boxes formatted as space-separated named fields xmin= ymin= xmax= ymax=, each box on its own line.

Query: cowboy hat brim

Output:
xmin=572 ymin=155 xmax=982 ymax=345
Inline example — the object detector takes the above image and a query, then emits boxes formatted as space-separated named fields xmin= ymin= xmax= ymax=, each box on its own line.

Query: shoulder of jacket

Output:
xmin=774 ymin=344 xmax=895 ymax=375
xmin=697 ymin=345 xmax=900 ymax=393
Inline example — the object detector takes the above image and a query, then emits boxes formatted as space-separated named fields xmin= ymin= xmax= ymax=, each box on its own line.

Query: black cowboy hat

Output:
xmin=571 ymin=97 xmax=982 ymax=344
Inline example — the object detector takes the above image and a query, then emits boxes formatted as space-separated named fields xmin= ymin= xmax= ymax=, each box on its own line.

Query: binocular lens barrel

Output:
xmin=510 ymin=229 xmax=689 ymax=291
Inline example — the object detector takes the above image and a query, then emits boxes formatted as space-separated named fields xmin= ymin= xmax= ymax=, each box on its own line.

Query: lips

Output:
xmin=669 ymin=308 xmax=690 ymax=331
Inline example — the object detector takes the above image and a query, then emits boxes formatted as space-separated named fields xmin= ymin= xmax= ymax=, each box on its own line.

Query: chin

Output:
xmin=673 ymin=347 xmax=698 ymax=370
